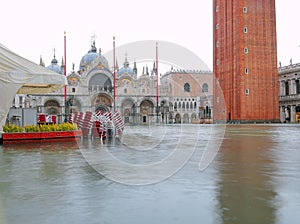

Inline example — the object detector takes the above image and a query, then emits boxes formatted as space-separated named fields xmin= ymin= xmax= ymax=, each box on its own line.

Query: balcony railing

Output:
xmin=88 ymin=85 xmax=112 ymax=93
xmin=279 ymin=94 xmax=300 ymax=101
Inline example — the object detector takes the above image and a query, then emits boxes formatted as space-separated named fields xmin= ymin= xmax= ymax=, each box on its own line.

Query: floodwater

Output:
xmin=0 ymin=124 xmax=300 ymax=224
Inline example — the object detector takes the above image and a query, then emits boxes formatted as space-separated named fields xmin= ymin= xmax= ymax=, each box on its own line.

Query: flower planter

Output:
xmin=2 ymin=130 xmax=82 ymax=145
xmin=2 ymin=132 xmax=41 ymax=140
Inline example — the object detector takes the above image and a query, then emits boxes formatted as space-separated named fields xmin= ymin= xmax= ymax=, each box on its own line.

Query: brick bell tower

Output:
xmin=213 ymin=0 xmax=280 ymax=123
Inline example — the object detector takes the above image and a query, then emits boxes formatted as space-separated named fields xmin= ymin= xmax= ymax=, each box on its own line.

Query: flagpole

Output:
xmin=64 ymin=31 xmax=67 ymax=122
xmin=113 ymin=36 xmax=116 ymax=113
xmin=156 ymin=42 xmax=159 ymax=123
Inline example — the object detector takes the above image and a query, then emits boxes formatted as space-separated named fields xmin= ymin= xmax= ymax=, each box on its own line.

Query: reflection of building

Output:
xmin=278 ymin=63 xmax=300 ymax=123
xmin=213 ymin=0 xmax=280 ymax=123
xmin=10 ymin=40 xmax=213 ymax=125
xmin=217 ymin=127 xmax=277 ymax=223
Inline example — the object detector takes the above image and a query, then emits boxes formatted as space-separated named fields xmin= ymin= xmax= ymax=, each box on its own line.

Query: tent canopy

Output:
xmin=0 ymin=43 xmax=67 ymax=133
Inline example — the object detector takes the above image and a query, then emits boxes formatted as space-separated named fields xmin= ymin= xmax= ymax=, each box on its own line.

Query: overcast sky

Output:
xmin=1 ymin=0 xmax=299 ymax=74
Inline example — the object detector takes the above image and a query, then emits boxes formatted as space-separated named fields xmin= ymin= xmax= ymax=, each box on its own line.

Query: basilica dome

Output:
xmin=47 ymin=56 xmax=62 ymax=74
xmin=80 ymin=42 xmax=109 ymax=71
xmin=117 ymin=57 xmax=136 ymax=76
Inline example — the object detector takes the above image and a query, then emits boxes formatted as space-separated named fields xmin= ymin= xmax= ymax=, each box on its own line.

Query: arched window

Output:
xmin=184 ymin=83 xmax=190 ymax=92
xmin=202 ymin=83 xmax=209 ymax=92
xmin=89 ymin=73 xmax=112 ymax=92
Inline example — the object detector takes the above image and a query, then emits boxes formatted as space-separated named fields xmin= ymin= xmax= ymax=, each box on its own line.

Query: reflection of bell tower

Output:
xmin=213 ymin=0 xmax=279 ymax=123
xmin=217 ymin=128 xmax=276 ymax=223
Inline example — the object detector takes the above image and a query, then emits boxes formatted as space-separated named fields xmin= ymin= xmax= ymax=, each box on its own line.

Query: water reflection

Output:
xmin=0 ymin=142 xmax=99 ymax=224
xmin=0 ymin=124 xmax=299 ymax=224
xmin=217 ymin=124 xmax=300 ymax=224
xmin=268 ymin=125 xmax=300 ymax=224
xmin=217 ymin=125 xmax=278 ymax=224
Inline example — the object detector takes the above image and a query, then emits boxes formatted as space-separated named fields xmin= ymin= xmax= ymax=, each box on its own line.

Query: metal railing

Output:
xmin=279 ymin=94 xmax=300 ymax=101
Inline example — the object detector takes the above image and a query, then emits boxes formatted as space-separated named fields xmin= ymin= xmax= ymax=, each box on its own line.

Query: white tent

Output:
xmin=0 ymin=43 xmax=67 ymax=133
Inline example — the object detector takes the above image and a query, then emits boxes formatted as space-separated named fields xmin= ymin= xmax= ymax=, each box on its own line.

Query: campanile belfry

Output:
xmin=213 ymin=0 xmax=280 ymax=123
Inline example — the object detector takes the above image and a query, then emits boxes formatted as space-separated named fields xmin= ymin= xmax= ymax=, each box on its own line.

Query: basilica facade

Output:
xmin=11 ymin=42 xmax=213 ymax=125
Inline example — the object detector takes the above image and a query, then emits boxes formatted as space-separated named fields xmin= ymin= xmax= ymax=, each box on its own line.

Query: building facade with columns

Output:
xmin=9 ymin=41 xmax=213 ymax=125
xmin=278 ymin=63 xmax=300 ymax=123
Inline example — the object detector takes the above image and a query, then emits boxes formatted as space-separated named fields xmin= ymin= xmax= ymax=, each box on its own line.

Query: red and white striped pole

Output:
xmin=113 ymin=36 xmax=116 ymax=113
xmin=64 ymin=31 xmax=67 ymax=122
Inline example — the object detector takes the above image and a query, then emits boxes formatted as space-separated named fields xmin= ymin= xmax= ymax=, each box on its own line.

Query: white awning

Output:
xmin=0 ymin=43 xmax=67 ymax=133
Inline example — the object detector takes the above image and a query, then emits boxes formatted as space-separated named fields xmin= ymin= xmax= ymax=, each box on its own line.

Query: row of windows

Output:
xmin=122 ymin=83 xmax=210 ymax=94
xmin=243 ymin=6 xmax=249 ymax=76
xmin=215 ymin=5 xmax=249 ymax=76
xmin=123 ymin=88 xmax=150 ymax=94
xmin=174 ymin=101 xmax=197 ymax=110
xmin=175 ymin=98 xmax=195 ymax=101
xmin=215 ymin=24 xmax=248 ymax=34
xmin=215 ymin=60 xmax=249 ymax=75
xmin=183 ymin=83 xmax=209 ymax=92
xmin=215 ymin=5 xmax=247 ymax=13
xmin=283 ymin=80 xmax=300 ymax=95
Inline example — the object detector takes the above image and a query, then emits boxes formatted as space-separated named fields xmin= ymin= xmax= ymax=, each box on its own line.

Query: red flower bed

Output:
xmin=2 ymin=130 xmax=82 ymax=145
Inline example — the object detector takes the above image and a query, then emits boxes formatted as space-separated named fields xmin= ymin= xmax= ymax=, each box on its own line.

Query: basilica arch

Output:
xmin=44 ymin=99 xmax=60 ymax=115
xmin=91 ymin=93 xmax=112 ymax=113
xmin=121 ymin=98 xmax=135 ymax=123
xmin=139 ymin=99 xmax=154 ymax=124
xmin=88 ymin=72 xmax=112 ymax=92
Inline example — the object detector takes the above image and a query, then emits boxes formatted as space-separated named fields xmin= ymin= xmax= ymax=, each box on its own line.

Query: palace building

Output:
xmin=213 ymin=0 xmax=280 ymax=123
xmin=278 ymin=62 xmax=300 ymax=123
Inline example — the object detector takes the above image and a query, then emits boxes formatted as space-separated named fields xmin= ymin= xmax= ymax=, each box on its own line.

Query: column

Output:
xmin=281 ymin=81 xmax=285 ymax=95
xmin=280 ymin=106 xmax=285 ymax=123
xmin=292 ymin=79 xmax=297 ymax=95
xmin=291 ymin=105 xmax=296 ymax=123
xmin=136 ymin=106 xmax=140 ymax=125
